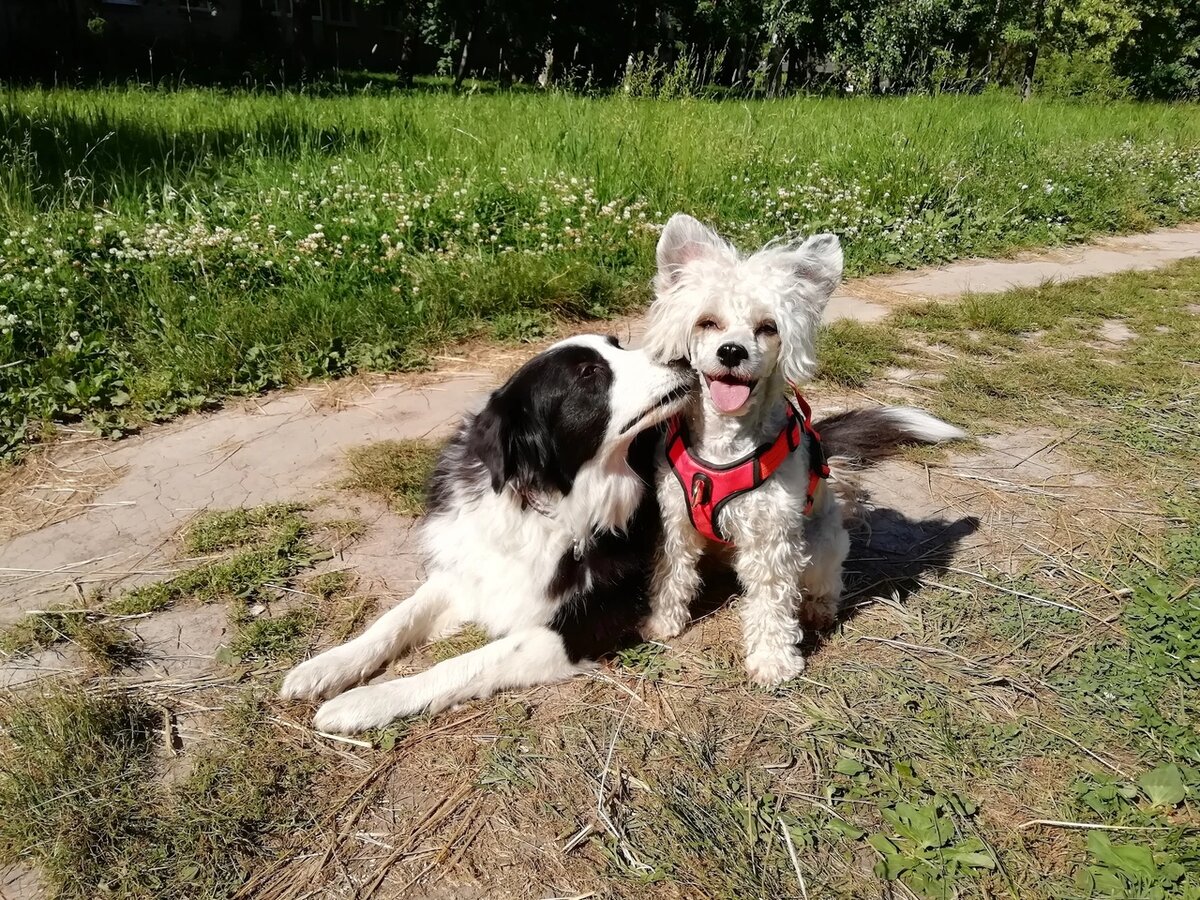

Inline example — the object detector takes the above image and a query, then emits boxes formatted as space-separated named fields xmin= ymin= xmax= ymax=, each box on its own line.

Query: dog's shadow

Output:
xmin=689 ymin=506 xmax=981 ymax=653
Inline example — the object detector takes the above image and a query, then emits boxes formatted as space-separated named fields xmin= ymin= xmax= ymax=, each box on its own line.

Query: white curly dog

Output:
xmin=640 ymin=214 xmax=965 ymax=686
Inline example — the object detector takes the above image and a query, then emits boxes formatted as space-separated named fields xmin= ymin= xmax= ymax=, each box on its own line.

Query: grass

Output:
xmin=3 ymin=89 xmax=1200 ymax=457
xmin=106 ymin=503 xmax=324 ymax=615
xmin=836 ymin=261 xmax=1200 ymax=463
xmin=0 ymin=610 xmax=142 ymax=674
xmin=343 ymin=439 xmax=441 ymax=516
xmin=0 ymin=688 xmax=326 ymax=900
xmin=806 ymin=260 xmax=1200 ymax=896
xmin=816 ymin=318 xmax=907 ymax=386
xmin=1 ymin=265 xmax=1199 ymax=897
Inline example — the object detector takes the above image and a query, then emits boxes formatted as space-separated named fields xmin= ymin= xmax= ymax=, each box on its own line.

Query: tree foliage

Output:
xmin=20 ymin=0 xmax=1200 ymax=99
xmin=360 ymin=0 xmax=1197 ymax=98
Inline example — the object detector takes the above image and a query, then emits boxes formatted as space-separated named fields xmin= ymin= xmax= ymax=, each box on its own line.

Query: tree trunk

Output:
xmin=1022 ymin=0 xmax=1047 ymax=100
xmin=397 ymin=34 xmax=413 ymax=88
xmin=453 ymin=27 xmax=472 ymax=90
xmin=497 ymin=46 xmax=512 ymax=88
xmin=983 ymin=0 xmax=1003 ymax=83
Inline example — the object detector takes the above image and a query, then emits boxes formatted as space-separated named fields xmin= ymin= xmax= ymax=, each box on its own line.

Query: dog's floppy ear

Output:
xmin=467 ymin=401 xmax=510 ymax=494
xmin=654 ymin=213 xmax=730 ymax=292
xmin=468 ymin=394 xmax=570 ymax=502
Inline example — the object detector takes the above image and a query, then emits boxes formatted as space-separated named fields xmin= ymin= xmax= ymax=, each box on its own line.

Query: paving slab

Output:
xmin=846 ymin=224 xmax=1200 ymax=301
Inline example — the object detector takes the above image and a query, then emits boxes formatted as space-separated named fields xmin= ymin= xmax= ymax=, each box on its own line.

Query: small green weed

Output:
xmin=1078 ymin=831 xmax=1199 ymax=899
xmin=478 ymin=704 xmax=539 ymax=796
xmin=304 ymin=570 xmax=355 ymax=600
xmin=427 ymin=624 xmax=490 ymax=662
xmin=490 ymin=309 xmax=555 ymax=343
xmin=108 ymin=504 xmax=327 ymax=615
xmin=183 ymin=504 xmax=307 ymax=554
xmin=225 ymin=607 xmax=319 ymax=664
xmin=614 ymin=641 xmax=681 ymax=683
xmin=1 ymin=609 xmax=141 ymax=674
xmin=830 ymin=758 xmax=996 ymax=899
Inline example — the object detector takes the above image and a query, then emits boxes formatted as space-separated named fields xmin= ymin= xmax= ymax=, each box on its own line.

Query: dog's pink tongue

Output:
xmin=709 ymin=379 xmax=751 ymax=412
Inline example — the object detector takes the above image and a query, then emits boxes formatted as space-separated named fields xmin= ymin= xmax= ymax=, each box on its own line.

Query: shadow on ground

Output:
xmin=841 ymin=505 xmax=980 ymax=602
xmin=675 ymin=502 xmax=981 ymax=656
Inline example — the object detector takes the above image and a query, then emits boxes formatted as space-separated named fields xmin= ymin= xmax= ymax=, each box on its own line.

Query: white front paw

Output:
xmin=280 ymin=649 xmax=364 ymax=701
xmin=745 ymin=647 xmax=805 ymax=687
xmin=642 ymin=607 xmax=689 ymax=641
xmin=312 ymin=683 xmax=422 ymax=734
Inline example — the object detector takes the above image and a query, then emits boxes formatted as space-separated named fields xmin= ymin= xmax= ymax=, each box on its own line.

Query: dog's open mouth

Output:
xmin=705 ymin=374 xmax=757 ymax=414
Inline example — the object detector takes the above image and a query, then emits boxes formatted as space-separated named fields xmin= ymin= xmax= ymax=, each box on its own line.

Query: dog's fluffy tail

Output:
xmin=816 ymin=406 xmax=966 ymax=466
xmin=815 ymin=407 xmax=966 ymax=520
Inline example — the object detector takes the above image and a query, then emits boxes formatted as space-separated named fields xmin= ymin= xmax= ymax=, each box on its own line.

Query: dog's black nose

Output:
xmin=716 ymin=342 xmax=749 ymax=368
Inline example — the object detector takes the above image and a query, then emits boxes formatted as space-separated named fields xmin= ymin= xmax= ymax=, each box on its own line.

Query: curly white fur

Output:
xmin=642 ymin=214 xmax=956 ymax=686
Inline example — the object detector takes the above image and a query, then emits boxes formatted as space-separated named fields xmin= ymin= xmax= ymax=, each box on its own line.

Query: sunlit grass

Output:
xmin=2 ymin=89 xmax=1199 ymax=459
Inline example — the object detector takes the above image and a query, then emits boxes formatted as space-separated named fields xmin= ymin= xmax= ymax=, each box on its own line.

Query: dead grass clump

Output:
xmin=0 ymin=609 xmax=142 ymax=674
xmin=343 ymin=439 xmax=442 ymax=516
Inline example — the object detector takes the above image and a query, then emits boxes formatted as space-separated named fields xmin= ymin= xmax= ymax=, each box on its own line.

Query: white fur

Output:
xmin=875 ymin=407 xmax=968 ymax=443
xmin=312 ymin=627 xmax=585 ymax=732
xmin=642 ymin=215 xmax=954 ymax=686
xmin=282 ymin=335 xmax=689 ymax=732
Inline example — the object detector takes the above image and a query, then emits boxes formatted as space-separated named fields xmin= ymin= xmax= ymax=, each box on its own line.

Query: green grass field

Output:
xmin=2 ymin=88 xmax=1200 ymax=457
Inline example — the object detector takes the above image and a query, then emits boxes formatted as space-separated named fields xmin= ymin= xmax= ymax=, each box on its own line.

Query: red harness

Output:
xmin=665 ymin=389 xmax=830 ymax=545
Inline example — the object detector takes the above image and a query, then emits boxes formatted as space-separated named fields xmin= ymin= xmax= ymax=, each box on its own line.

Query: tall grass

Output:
xmin=2 ymin=88 xmax=1199 ymax=456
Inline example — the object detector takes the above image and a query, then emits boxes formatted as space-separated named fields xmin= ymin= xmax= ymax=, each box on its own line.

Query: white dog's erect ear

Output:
xmin=763 ymin=233 xmax=844 ymax=385
xmin=655 ymin=213 xmax=729 ymax=290
xmin=782 ymin=233 xmax=844 ymax=305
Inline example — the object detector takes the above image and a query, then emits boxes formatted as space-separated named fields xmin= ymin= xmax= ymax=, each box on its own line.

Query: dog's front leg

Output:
xmin=312 ymin=626 xmax=586 ymax=733
xmin=281 ymin=576 xmax=452 ymax=702
xmin=733 ymin=539 xmax=806 ymax=686
xmin=643 ymin=479 xmax=706 ymax=640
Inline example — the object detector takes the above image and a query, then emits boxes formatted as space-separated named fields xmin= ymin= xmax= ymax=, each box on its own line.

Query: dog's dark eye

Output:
xmin=756 ymin=321 xmax=778 ymax=337
xmin=577 ymin=362 xmax=602 ymax=380
xmin=696 ymin=318 xmax=720 ymax=331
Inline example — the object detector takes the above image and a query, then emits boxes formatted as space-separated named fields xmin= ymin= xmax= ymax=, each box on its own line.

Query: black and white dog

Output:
xmin=282 ymin=335 xmax=694 ymax=733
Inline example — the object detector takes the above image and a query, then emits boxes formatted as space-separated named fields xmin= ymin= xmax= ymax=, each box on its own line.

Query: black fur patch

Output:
xmin=424 ymin=345 xmax=615 ymax=513
xmin=817 ymin=408 xmax=941 ymax=464
xmin=470 ymin=344 xmax=613 ymax=498
xmin=548 ymin=429 xmax=663 ymax=663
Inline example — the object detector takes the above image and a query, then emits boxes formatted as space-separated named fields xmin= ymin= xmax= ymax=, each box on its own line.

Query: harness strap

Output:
xmin=787 ymin=386 xmax=831 ymax=517
xmin=666 ymin=387 xmax=830 ymax=545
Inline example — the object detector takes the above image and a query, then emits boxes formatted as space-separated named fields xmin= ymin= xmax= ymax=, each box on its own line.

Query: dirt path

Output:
xmin=2 ymin=224 xmax=1197 ymax=638
xmin=830 ymin=223 xmax=1200 ymax=318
